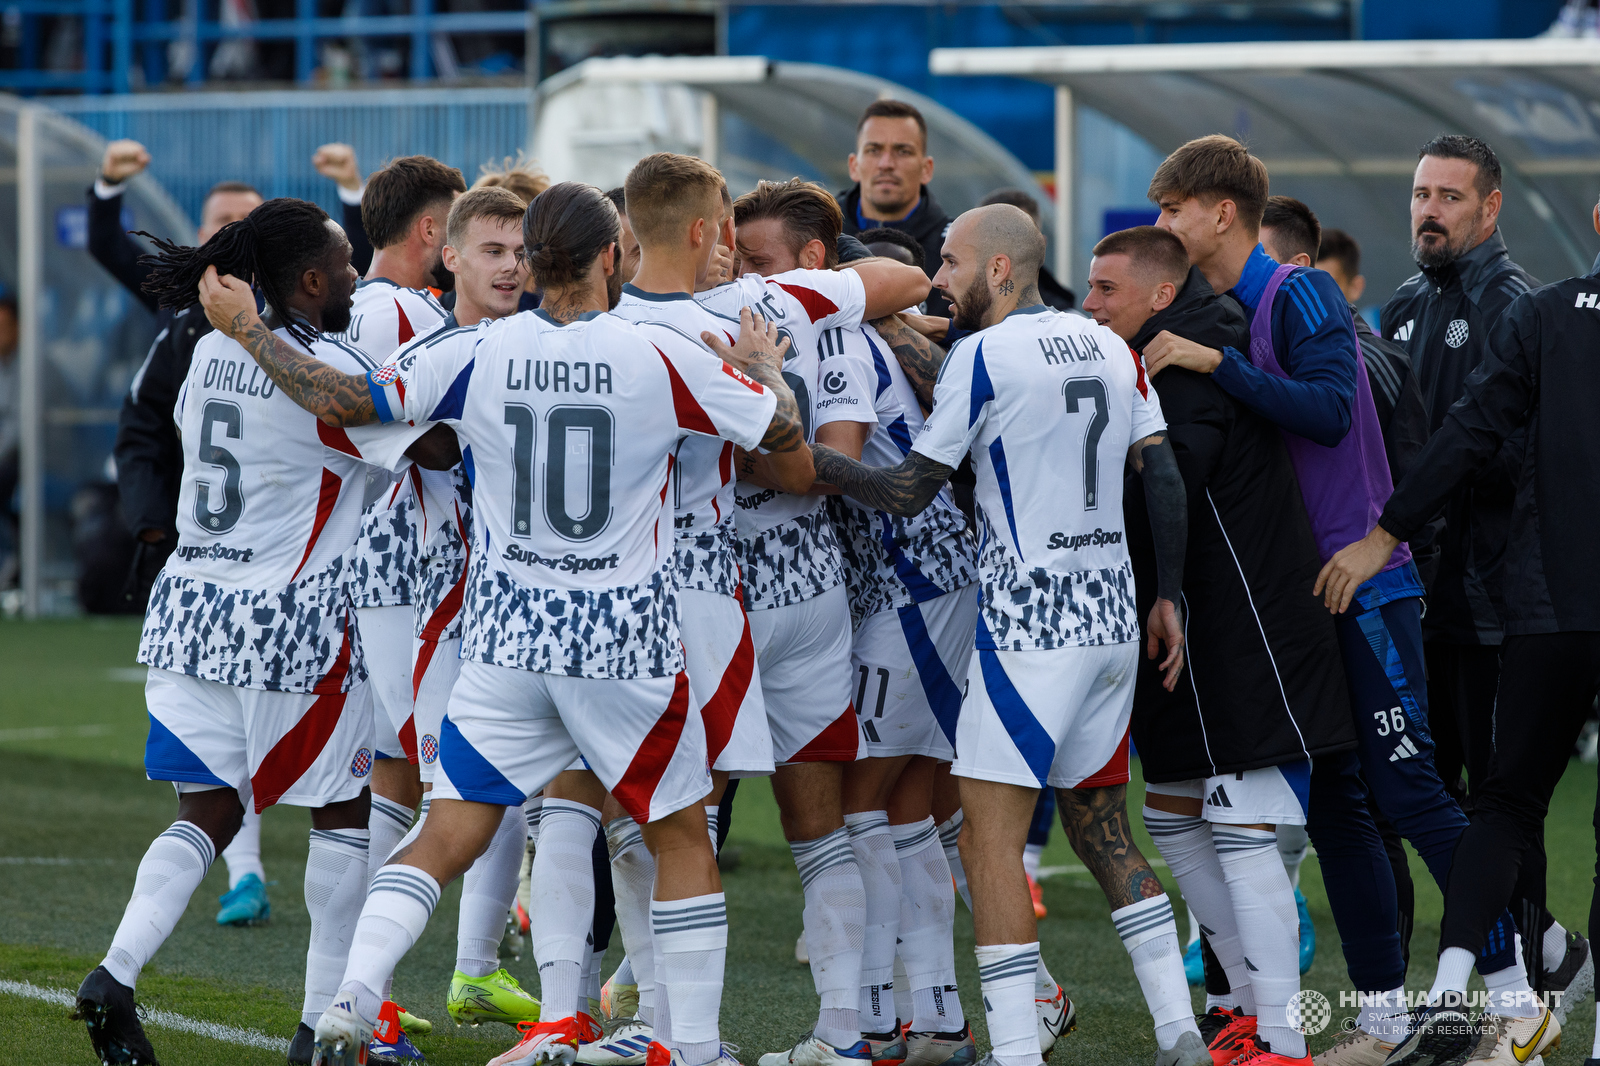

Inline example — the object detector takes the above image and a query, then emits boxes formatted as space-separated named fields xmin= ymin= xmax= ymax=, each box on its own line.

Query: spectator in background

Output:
xmin=0 ymin=292 xmax=17 ymax=589
xmin=837 ymin=99 xmax=952 ymax=314
xmin=1316 ymin=227 xmax=1366 ymax=306
xmin=976 ymin=187 xmax=1076 ymax=311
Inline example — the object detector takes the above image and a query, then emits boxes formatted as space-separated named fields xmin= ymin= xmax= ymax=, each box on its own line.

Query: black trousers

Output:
xmin=1424 ymin=641 xmax=1501 ymax=805
xmin=1439 ymin=632 xmax=1600 ymax=957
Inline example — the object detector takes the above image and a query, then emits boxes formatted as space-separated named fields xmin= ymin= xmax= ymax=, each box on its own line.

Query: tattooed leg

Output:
xmin=1057 ymin=785 xmax=1166 ymax=909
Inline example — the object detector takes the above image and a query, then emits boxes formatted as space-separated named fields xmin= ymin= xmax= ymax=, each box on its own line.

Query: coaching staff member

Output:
xmin=1380 ymin=136 xmax=1537 ymax=807
xmin=839 ymin=99 xmax=952 ymax=314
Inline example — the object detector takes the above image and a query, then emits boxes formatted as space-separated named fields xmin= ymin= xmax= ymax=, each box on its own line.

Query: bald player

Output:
xmin=806 ymin=205 xmax=1206 ymax=1066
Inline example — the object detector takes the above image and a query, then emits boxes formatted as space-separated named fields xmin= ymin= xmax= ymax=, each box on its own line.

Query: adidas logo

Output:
xmin=1394 ymin=319 xmax=1414 ymax=341
xmin=1206 ymin=785 xmax=1233 ymax=808
xmin=1390 ymin=736 xmax=1420 ymax=761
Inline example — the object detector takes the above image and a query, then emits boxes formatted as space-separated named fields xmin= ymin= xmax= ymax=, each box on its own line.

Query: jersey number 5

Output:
xmin=194 ymin=399 xmax=245 ymax=533
xmin=505 ymin=403 xmax=615 ymax=542
xmin=1063 ymin=377 xmax=1109 ymax=510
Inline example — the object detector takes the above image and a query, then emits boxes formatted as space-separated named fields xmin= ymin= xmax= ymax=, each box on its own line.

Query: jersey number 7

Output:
xmin=1063 ymin=377 xmax=1109 ymax=510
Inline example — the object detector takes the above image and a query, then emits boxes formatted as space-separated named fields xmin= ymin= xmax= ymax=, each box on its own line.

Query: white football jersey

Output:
xmin=829 ymin=324 xmax=978 ymax=627
xmin=696 ymin=268 xmax=874 ymax=609
xmin=611 ymin=285 xmax=746 ymax=601
xmin=335 ymin=278 xmax=448 ymax=609
xmin=913 ymin=306 xmax=1165 ymax=651
xmin=360 ymin=309 xmax=778 ymax=680
xmin=138 ymin=325 xmax=383 ymax=693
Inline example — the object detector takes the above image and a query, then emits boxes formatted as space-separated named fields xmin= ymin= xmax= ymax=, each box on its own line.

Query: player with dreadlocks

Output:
xmin=73 ymin=197 xmax=446 ymax=1066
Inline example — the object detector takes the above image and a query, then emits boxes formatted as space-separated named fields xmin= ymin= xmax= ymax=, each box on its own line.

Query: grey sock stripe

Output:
xmin=937 ymin=814 xmax=963 ymax=849
xmin=651 ymin=900 xmax=727 ymax=935
xmin=162 ymin=822 xmax=216 ymax=865
xmin=792 ymin=832 xmax=856 ymax=891
xmin=1114 ymin=906 xmax=1174 ymax=941
xmin=370 ymin=796 xmax=413 ymax=830
xmin=310 ymin=828 xmax=371 ymax=852
xmin=1212 ymin=830 xmax=1276 ymax=855
xmin=544 ymin=803 xmax=603 ymax=834
xmin=1142 ymin=812 xmax=1206 ymax=836
xmin=370 ymin=867 xmax=440 ymax=912
xmin=652 ymin=914 xmax=729 ymax=935
xmin=892 ymin=822 xmax=940 ymax=854
xmin=978 ymin=950 xmax=1039 ymax=983
xmin=844 ymin=813 xmax=890 ymax=839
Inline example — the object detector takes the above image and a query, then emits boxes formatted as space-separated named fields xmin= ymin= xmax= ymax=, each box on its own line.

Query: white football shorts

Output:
xmin=749 ymin=583 xmax=864 ymax=764
xmin=1144 ymin=760 xmax=1311 ymax=826
xmin=954 ymin=642 xmax=1137 ymax=790
xmin=411 ymin=635 xmax=463 ymax=784
xmin=358 ymin=604 xmax=416 ymax=764
xmin=432 ymin=659 xmax=713 ymax=824
xmin=681 ymin=588 xmax=773 ymax=777
xmin=852 ymin=589 xmax=978 ymax=761
xmin=143 ymin=666 xmax=374 ymax=813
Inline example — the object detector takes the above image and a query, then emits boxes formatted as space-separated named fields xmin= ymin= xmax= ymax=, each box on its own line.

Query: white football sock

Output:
xmin=1275 ymin=824 xmax=1308 ymax=890
xmin=1185 ymin=905 xmax=1200 ymax=949
xmin=1428 ymin=947 xmax=1476 ymax=1006
xmin=653 ymin=892 xmax=727 ymax=1066
xmin=1214 ymin=826 xmax=1303 ymax=1058
xmin=976 ymin=943 xmax=1042 ymax=1066
xmin=340 ymin=864 xmax=442 ymax=1021
xmin=302 ymin=828 xmax=371 ymax=1027
xmin=378 ymin=796 xmax=430 ymax=890
xmin=1483 ymin=948 xmax=1539 ymax=1018
xmin=524 ymin=795 xmax=544 ymax=846
xmin=892 ymin=955 xmax=914 ymax=1029
xmin=893 ymin=819 xmax=964 ymax=1031
xmin=530 ymin=799 xmax=601 ymax=1021
xmin=1143 ymin=807 xmax=1254 ymax=1015
xmin=845 ymin=811 xmax=901 ymax=1033
xmin=937 ymin=813 xmax=972 ymax=911
xmin=103 ymin=821 xmax=216 ymax=988
xmin=1112 ymin=894 xmax=1201 ymax=1050
xmin=790 ymin=827 xmax=866 ymax=1048
xmin=456 ymin=805 xmax=524 ymax=979
xmin=1543 ymin=920 xmax=1568 ymax=973
xmin=367 ymin=794 xmax=413 ymax=882
xmin=1034 ymin=955 xmax=1056 ymax=999
xmin=1591 ymin=1000 xmax=1600 ymax=1058
xmin=705 ymin=805 xmax=720 ymax=853
xmin=614 ymin=955 xmax=636 ymax=987
xmin=584 ymin=942 xmax=604 ymax=1010
xmin=221 ymin=808 xmax=264 ymax=889
xmin=1022 ymin=843 xmax=1043 ymax=883
xmin=607 ymin=816 xmax=657 ymax=1025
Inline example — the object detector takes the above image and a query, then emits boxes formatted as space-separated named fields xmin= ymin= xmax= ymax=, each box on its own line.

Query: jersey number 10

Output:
xmin=505 ymin=403 xmax=615 ymax=542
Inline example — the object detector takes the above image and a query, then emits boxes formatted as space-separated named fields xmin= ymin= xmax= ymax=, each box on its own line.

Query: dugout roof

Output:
xmin=930 ymin=38 xmax=1600 ymax=296
xmin=532 ymin=54 xmax=1054 ymax=233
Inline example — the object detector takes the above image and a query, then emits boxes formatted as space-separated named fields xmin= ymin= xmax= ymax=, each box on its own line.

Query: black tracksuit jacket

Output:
xmin=1380 ymin=230 xmax=1537 ymax=643
xmin=1125 ymin=268 xmax=1356 ymax=781
xmin=1380 ymin=264 xmax=1600 ymax=636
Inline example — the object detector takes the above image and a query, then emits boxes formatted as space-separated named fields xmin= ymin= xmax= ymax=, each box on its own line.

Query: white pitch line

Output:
xmin=0 ymin=979 xmax=290 ymax=1053
xmin=0 ymin=723 xmax=113 ymax=743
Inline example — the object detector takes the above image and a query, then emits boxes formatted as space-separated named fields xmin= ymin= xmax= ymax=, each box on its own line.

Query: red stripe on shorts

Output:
xmin=250 ymin=625 xmax=354 ymax=812
xmin=701 ymin=608 xmax=756 ymax=763
xmin=1076 ymin=725 xmax=1131 ymax=788
xmin=612 ymin=671 xmax=692 ymax=823
xmin=789 ymin=701 xmax=860 ymax=762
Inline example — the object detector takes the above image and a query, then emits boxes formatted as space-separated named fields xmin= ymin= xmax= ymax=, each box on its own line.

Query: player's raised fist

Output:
xmin=312 ymin=143 xmax=362 ymax=191
xmin=100 ymin=139 xmax=150 ymax=184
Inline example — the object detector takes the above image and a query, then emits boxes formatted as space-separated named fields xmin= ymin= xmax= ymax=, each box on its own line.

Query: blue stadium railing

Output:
xmin=0 ymin=0 xmax=529 ymax=93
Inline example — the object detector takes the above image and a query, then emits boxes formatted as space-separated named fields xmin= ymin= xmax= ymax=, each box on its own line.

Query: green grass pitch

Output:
xmin=2 ymin=617 xmax=1595 ymax=1065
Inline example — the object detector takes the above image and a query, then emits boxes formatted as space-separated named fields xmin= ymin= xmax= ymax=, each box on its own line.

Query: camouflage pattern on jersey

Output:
xmin=975 ymin=512 xmax=1139 ymax=650
xmin=461 ymin=553 xmax=684 ymax=679
xmin=831 ymin=497 xmax=979 ymax=628
xmin=138 ymin=558 xmax=365 ymax=693
xmin=735 ymin=507 xmax=845 ymax=611
xmin=413 ymin=505 xmax=469 ymax=641
xmin=670 ymin=517 xmax=741 ymax=600
xmin=349 ymin=477 xmax=419 ymax=608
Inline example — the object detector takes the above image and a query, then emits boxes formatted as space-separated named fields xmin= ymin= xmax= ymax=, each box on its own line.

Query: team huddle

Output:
xmin=72 ymin=109 xmax=1595 ymax=1066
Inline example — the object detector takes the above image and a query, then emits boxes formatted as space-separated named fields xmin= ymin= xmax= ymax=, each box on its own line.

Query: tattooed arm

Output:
xmin=809 ymin=444 xmax=951 ymax=517
xmin=871 ymin=314 xmax=947 ymax=412
xmin=198 ymin=267 xmax=378 ymax=427
xmin=701 ymin=308 xmax=812 ymax=493
xmin=1056 ymin=785 xmax=1166 ymax=909
xmin=1129 ymin=432 xmax=1187 ymax=690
